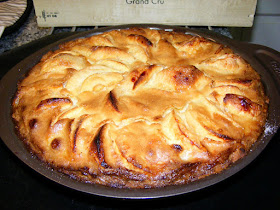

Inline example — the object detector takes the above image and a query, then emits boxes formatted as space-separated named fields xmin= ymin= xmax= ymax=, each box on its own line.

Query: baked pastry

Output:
xmin=12 ymin=27 xmax=268 ymax=188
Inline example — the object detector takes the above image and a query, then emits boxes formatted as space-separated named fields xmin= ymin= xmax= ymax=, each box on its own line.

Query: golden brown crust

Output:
xmin=12 ymin=28 xmax=268 ymax=188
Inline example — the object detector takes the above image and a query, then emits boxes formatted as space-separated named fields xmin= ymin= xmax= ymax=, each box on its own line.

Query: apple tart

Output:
xmin=12 ymin=28 xmax=268 ymax=188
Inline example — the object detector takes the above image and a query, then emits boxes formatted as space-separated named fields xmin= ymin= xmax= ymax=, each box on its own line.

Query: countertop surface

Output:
xmin=0 ymin=6 xmax=279 ymax=210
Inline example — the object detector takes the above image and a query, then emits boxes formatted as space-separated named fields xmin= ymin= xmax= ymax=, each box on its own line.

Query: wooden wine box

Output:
xmin=33 ymin=0 xmax=257 ymax=27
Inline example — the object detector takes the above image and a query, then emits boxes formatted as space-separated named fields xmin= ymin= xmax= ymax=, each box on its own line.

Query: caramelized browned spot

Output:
xmin=73 ymin=127 xmax=79 ymax=152
xmin=205 ymin=126 xmax=234 ymax=141
xmin=91 ymin=125 xmax=109 ymax=168
xmin=29 ymin=119 xmax=38 ymax=129
xmin=172 ymin=144 xmax=183 ymax=152
xmin=234 ymin=79 xmax=252 ymax=86
xmin=108 ymin=91 xmax=119 ymax=112
xmin=223 ymin=94 xmax=262 ymax=116
xmin=133 ymin=71 xmax=146 ymax=90
xmin=153 ymin=115 xmax=162 ymax=121
xmin=172 ymin=65 xmax=202 ymax=89
xmin=20 ymin=105 xmax=26 ymax=112
xmin=65 ymin=67 xmax=77 ymax=73
xmin=127 ymin=34 xmax=153 ymax=47
xmin=215 ymin=45 xmax=224 ymax=54
xmin=37 ymin=98 xmax=72 ymax=109
xmin=51 ymin=138 xmax=61 ymax=149
xmin=73 ymin=115 xmax=88 ymax=152
xmin=125 ymin=156 xmax=144 ymax=170
xmin=239 ymin=147 xmax=246 ymax=154
xmin=132 ymin=65 xmax=158 ymax=90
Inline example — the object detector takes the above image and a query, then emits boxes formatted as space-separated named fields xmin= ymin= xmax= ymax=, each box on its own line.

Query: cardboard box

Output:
xmin=33 ymin=0 xmax=257 ymax=27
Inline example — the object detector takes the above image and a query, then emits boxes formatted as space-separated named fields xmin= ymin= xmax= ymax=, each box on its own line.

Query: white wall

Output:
xmin=249 ymin=0 xmax=280 ymax=51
